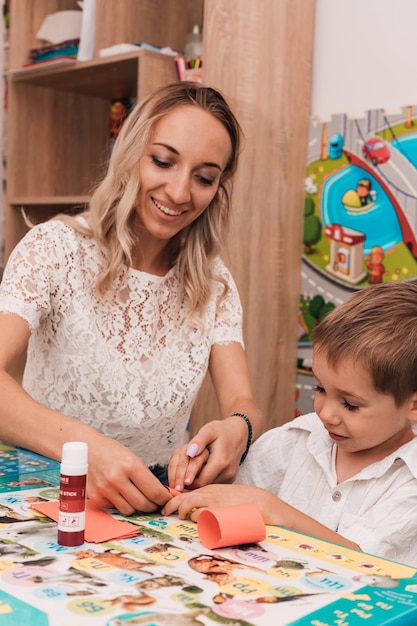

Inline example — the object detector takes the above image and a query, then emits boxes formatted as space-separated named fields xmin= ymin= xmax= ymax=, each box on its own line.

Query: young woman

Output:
xmin=0 ymin=82 xmax=262 ymax=515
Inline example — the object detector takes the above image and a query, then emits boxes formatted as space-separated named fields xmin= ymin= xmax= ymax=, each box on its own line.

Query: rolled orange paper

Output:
xmin=197 ymin=503 xmax=266 ymax=549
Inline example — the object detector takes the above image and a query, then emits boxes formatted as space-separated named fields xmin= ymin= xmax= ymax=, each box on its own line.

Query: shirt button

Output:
xmin=332 ymin=490 xmax=342 ymax=502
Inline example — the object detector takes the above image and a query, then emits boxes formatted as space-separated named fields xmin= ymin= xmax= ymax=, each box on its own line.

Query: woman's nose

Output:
xmin=166 ymin=170 xmax=191 ymax=204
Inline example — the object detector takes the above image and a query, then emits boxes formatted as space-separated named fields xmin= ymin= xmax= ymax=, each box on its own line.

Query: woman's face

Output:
xmin=136 ymin=105 xmax=232 ymax=241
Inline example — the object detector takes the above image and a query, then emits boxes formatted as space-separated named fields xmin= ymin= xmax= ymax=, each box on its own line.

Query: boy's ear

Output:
xmin=408 ymin=392 xmax=417 ymax=421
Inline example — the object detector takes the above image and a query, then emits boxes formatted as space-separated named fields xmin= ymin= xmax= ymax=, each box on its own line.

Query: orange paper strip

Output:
xmin=197 ymin=503 xmax=266 ymax=550
xmin=31 ymin=501 xmax=139 ymax=543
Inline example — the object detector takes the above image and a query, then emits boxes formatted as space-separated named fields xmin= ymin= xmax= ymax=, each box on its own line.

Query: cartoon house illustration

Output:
xmin=324 ymin=223 xmax=367 ymax=284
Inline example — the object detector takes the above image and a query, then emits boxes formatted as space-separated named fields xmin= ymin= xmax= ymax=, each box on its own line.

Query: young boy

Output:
xmin=163 ymin=281 xmax=417 ymax=567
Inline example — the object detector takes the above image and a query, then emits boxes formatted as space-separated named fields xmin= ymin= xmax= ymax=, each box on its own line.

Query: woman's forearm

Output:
xmin=226 ymin=398 xmax=263 ymax=443
xmin=0 ymin=369 xmax=104 ymax=460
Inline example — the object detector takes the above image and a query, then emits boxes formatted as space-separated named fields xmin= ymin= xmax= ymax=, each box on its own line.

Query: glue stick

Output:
xmin=58 ymin=441 xmax=88 ymax=546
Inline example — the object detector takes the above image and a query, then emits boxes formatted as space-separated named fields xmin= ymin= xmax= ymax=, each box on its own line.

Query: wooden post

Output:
xmin=190 ymin=0 xmax=316 ymax=434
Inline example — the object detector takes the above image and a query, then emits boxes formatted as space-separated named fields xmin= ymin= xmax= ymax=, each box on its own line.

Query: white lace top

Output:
xmin=0 ymin=220 xmax=243 ymax=466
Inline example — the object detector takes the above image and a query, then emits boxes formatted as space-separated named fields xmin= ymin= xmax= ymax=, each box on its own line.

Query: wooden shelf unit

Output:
xmin=5 ymin=0 xmax=203 ymax=257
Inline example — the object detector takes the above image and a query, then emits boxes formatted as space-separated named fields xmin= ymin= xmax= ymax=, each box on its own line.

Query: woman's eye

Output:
xmin=151 ymin=155 xmax=170 ymax=168
xmin=313 ymin=385 xmax=325 ymax=394
xmin=197 ymin=174 xmax=216 ymax=186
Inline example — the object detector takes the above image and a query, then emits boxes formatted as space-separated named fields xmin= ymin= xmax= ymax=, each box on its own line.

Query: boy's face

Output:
xmin=312 ymin=350 xmax=416 ymax=460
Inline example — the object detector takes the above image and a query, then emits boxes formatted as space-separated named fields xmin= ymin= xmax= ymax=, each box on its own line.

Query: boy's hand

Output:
xmin=162 ymin=483 xmax=269 ymax=523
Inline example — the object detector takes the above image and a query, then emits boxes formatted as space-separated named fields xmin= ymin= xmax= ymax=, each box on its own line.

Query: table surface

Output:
xmin=1 ymin=444 xmax=417 ymax=626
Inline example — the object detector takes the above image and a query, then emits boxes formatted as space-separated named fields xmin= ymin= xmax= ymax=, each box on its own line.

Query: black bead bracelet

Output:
xmin=231 ymin=412 xmax=253 ymax=464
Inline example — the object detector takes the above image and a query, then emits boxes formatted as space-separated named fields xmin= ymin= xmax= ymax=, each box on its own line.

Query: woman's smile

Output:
xmin=151 ymin=196 xmax=184 ymax=218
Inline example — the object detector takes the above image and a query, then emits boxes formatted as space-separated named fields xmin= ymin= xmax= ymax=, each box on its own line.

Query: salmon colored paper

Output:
xmin=197 ymin=503 xmax=266 ymax=549
xmin=31 ymin=500 xmax=139 ymax=543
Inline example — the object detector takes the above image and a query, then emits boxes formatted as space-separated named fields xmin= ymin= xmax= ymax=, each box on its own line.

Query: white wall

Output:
xmin=311 ymin=0 xmax=417 ymax=121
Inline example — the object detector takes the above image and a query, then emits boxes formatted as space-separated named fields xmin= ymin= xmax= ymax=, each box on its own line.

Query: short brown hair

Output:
xmin=312 ymin=280 xmax=417 ymax=407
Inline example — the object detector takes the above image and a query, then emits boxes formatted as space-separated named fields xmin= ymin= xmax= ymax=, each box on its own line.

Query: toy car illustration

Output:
xmin=362 ymin=137 xmax=390 ymax=165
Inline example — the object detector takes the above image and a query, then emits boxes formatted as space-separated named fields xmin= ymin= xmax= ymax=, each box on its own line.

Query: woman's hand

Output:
xmin=167 ymin=342 xmax=263 ymax=492
xmin=167 ymin=415 xmax=249 ymax=492
xmin=85 ymin=435 xmax=171 ymax=516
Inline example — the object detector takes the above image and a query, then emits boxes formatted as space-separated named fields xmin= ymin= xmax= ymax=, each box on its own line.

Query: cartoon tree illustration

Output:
xmin=303 ymin=197 xmax=322 ymax=254
xmin=308 ymin=294 xmax=335 ymax=324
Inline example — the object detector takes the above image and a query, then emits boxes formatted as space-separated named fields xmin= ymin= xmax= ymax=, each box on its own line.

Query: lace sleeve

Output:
xmin=0 ymin=222 xmax=68 ymax=331
xmin=212 ymin=258 xmax=244 ymax=347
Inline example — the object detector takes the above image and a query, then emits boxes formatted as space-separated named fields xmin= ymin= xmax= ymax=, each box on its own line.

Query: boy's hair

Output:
xmin=312 ymin=280 xmax=417 ymax=407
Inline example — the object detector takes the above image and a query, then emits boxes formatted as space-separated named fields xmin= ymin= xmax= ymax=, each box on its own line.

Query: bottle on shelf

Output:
xmin=184 ymin=24 xmax=203 ymax=61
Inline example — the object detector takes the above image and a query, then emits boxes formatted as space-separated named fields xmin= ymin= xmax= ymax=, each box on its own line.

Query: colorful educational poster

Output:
xmin=297 ymin=107 xmax=417 ymax=415
xmin=1 ymin=491 xmax=417 ymax=625
xmin=0 ymin=444 xmax=416 ymax=626
xmin=0 ymin=445 xmax=60 ymax=493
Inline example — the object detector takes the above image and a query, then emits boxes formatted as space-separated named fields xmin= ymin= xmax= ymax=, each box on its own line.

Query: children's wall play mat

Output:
xmin=297 ymin=107 xmax=417 ymax=414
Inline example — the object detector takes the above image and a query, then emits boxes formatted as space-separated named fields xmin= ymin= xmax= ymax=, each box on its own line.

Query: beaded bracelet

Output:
xmin=231 ymin=412 xmax=253 ymax=465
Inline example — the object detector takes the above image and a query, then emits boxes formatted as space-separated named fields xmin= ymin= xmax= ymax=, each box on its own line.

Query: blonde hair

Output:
xmin=312 ymin=280 xmax=417 ymax=407
xmin=59 ymin=81 xmax=242 ymax=325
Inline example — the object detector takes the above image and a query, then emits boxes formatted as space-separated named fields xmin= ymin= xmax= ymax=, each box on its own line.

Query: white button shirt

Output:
xmin=236 ymin=412 xmax=417 ymax=567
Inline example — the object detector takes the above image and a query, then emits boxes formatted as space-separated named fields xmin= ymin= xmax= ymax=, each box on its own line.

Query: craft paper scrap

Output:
xmin=198 ymin=502 xmax=266 ymax=549
xmin=31 ymin=500 xmax=139 ymax=542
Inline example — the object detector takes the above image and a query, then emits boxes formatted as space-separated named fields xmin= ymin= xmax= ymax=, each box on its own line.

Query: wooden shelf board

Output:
xmin=8 ymin=49 xmax=174 ymax=99
xmin=10 ymin=196 xmax=90 ymax=208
